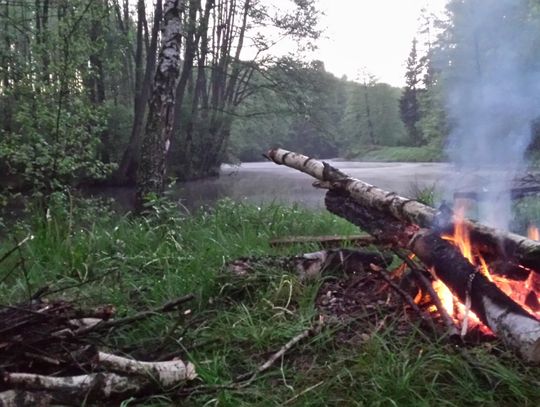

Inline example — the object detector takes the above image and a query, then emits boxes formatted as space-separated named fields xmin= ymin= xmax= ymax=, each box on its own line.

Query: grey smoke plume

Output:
xmin=441 ymin=0 xmax=540 ymax=230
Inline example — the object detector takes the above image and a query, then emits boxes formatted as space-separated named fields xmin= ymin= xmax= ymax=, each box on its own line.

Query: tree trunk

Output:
xmin=363 ymin=80 xmax=376 ymax=145
xmin=174 ymin=0 xmax=252 ymax=181
xmin=135 ymin=0 xmax=185 ymax=211
xmin=116 ymin=0 xmax=162 ymax=185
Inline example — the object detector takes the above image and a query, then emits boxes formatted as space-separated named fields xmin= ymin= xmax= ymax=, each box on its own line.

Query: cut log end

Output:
xmin=482 ymin=297 xmax=540 ymax=362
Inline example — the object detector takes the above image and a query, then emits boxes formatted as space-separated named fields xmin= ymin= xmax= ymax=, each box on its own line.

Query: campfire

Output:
xmin=424 ymin=204 xmax=540 ymax=334
xmin=266 ymin=148 xmax=540 ymax=362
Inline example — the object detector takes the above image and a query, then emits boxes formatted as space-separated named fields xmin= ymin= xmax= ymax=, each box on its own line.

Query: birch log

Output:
xmin=267 ymin=148 xmax=540 ymax=362
xmin=266 ymin=148 xmax=540 ymax=272
xmin=1 ymin=354 xmax=197 ymax=405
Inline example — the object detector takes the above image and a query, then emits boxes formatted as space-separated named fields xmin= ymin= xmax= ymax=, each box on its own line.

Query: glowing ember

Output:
xmin=528 ymin=225 xmax=540 ymax=241
xmin=429 ymin=202 xmax=540 ymax=332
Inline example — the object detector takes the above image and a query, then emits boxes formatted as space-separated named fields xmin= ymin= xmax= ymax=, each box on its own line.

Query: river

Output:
xmin=92 ymin=160 xmax=457 ymax=210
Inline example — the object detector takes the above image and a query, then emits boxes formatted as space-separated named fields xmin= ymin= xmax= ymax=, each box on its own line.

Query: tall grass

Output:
xmin=1 ymin=199 xmax=539 ymax=405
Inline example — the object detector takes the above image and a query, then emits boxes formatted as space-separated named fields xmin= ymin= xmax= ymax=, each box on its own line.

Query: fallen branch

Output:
xmin=266 ymin=148 xmax=540 ymax=272
xmin=98 ymin=351 xmax=197 ymax=387
xmin=236 ymin=320 xmax=323 ymax=385
xmin=269 ymin=234 xmax=377 ymax=248
xmin=1 ymin=353 xmax=196 ymax=405
xmin=0 ymin=235 xmax=33 ymax=266
xmin=0 ymin=390 xmax=53 ymax=407
xmin=69 ymin=293 xmax=195 ymax=336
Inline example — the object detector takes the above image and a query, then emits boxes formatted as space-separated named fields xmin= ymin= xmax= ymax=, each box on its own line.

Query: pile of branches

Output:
xmin=0 ymin=292 xmax=196 ymax=405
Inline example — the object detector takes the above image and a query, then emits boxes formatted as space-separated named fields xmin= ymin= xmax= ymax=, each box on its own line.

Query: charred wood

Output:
xmin=410 ymin=230 xmax=540 ymax=362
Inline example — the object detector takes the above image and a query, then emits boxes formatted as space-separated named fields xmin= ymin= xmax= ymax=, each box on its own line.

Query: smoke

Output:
xmin=440 ymin=0 xmax=540 ymax=230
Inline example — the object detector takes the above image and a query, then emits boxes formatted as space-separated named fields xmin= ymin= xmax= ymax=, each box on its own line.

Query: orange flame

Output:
xmin=431 ymin=203 xmax=540 ymax=330
xmin=528 ymin=225 xmax=540 ymax=241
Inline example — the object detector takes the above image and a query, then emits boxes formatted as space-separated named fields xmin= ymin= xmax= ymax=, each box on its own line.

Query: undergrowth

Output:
xmin=1 ymin=198 xmax=539 ymax=406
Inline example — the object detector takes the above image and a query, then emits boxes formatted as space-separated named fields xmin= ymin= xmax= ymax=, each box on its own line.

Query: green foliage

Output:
xmin=408 ymin=182 xmax=439 ymax=206
xmin=230 ymin=63 xmax=407 ymax=162
xmin=1 ymin=91 xmax=114 ymax=191
xmin=416 ymin=81 xmax=448 ymax=149
xmin=340 ymin=81 xmax=406 ymax=150
xmin=0 ymin=0 xmax=132 ymax=198
xmin=512 ymin=196 xmax=540 ymax=235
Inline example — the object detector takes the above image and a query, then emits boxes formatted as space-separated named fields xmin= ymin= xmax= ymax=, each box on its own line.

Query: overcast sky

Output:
xmin=309 ymin=0 xmax=449 ymax=87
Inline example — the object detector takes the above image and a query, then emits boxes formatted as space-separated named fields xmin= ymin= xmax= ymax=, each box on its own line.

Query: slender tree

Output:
xmin=115 ymin=0 xmax=163 ymax=184
xmin=400 ymin=38 xmax=423 ymax=146
xmin=135 ymin=0 xmax=185 ymax=211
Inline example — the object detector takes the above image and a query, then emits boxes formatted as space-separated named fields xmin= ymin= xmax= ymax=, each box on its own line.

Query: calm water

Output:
xmin=90 ymin=160 xmax=459 ymax=211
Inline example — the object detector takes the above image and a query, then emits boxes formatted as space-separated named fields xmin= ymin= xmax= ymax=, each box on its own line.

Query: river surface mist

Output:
xmin=89 ymin=161 xmax=456 ymax=211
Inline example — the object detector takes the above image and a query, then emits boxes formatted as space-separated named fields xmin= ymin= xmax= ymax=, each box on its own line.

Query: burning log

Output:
xmin=265 ymin=148 xmax=540 ymax=272
xmin=411 ymin=230 xmax=540 ymax=361
xmin=266 ymin=148 xmax=540 ymax=362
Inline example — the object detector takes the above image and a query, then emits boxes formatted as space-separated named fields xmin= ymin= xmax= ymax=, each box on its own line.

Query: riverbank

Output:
xmin=349 ymin=145 xmax=445 ymax=162
xmin=1 ymin=200 xmax=538 ymax=405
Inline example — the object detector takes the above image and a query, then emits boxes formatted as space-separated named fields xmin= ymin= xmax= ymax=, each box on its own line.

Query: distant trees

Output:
xmin=400 ymin=38 xmax=423 ymax=146
xmin=229 ymin=63 xmax=407 ymax=160
xmin=339 ymin=75 xmax=405 ymax=152
xmin=6 ymin=0 xmax=512 ymax=208
xmin=168 ymin=0 xmax=322 ymax=181
xmin=0 ymin=0 xmax=323 ymax=203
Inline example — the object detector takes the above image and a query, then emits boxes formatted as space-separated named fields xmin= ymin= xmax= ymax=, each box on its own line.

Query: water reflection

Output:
xmin=89 ymin=161 xmax=451 ymax=211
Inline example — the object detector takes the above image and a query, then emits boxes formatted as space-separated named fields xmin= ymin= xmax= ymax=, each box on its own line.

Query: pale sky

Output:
xmin=311 ymin=0 xmax=449 ymax=87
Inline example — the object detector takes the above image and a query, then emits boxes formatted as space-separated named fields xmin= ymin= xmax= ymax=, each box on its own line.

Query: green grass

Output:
xmin=1 ymin=199 xmax=539 ymax=406
xmin=351 ymin=146 xmax=445 ymax=162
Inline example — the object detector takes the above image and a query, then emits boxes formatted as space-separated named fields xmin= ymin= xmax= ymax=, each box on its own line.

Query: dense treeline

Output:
xmin=0 ymin=0 xmax=323 ymax=196
xmin=2 ymin=0 xmax=540 ymax=205
xmin=229 ymin=61 xmax=407 ymax=161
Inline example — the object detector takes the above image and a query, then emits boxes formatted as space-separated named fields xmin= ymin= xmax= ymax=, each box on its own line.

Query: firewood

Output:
xmin=410 ymin=230 xmax=540 ymax=362
xmin=0 ymin=354 xmax=196 ymax=405
xmin=266 ymin=148 xmax=540 ymax=362
xmin=98 ymin=351 xmax=196 ymax=387
xmin=266 ymin=148 xmax=540 ymax=272
xmin=326 ymin=184 xmax=540 ymax=361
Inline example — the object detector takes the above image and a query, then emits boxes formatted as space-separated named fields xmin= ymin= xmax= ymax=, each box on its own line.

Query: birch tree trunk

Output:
xmin=135 ymin=0 xmax=185 ymax=211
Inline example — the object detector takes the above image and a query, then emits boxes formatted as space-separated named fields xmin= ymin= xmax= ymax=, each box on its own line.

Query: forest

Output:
xmin=2 ymin=0 xmax=540 ymax=405
xmin=0 ymin=0 xmax=451 ymax=204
